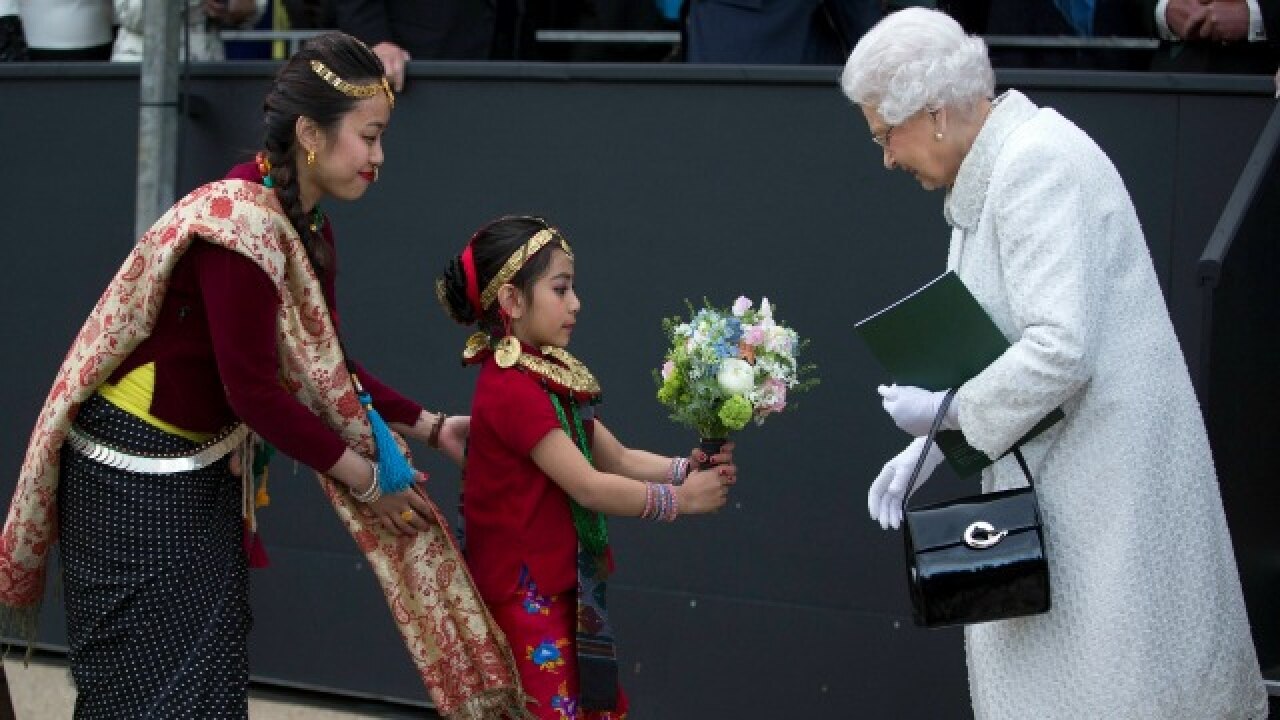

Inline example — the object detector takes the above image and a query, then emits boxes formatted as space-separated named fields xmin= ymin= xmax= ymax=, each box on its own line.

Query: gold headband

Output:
xmin=480 ymin=228 xmax=574 ymax=309
xmin=310 ymin=59 xmax=395 ymax=108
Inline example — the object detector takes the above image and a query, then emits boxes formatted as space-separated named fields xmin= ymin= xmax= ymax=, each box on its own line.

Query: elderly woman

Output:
xmin=843 ymin=8 xmax=1267 ymax=719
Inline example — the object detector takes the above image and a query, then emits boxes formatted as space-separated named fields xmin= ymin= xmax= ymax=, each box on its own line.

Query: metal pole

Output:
xmin=133 ymin=0 xmax=181 ymax=238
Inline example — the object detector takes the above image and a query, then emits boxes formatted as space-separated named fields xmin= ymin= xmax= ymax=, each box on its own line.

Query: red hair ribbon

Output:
xmin=461 ymin=244 xmax=482 ymax=317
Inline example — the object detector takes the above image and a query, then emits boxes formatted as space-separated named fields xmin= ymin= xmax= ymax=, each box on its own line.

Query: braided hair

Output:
xmin=261 ymin=32 xmax=384 ymax=274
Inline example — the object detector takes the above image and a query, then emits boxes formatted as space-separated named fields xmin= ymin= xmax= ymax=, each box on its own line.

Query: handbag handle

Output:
xmin=899 ymin=388 xmax=1037 ymax=517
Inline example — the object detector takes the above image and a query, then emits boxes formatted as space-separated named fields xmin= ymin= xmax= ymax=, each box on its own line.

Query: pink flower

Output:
xmin=732 ymin=296 xmax=752 ymax=317
xmin=661 ymin=360 xmax=675 ymax=381
xmin=763 ymin=378 xmax=788 ymax=413
xmin=741 ymin=324 xmax=765 ymax=346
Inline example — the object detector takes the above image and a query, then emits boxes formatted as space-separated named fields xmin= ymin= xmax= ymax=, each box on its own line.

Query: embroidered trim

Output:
xmin=461 ymin=333 xmax=602 ymax=400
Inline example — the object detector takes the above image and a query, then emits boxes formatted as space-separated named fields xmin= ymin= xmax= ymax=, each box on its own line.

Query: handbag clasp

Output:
xmin=963 ymin=521 xmax=1008 ymax=549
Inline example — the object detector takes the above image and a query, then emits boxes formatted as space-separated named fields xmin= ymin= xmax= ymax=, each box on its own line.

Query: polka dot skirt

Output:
xmin=58 ymin=394 xmax=251 ymax=719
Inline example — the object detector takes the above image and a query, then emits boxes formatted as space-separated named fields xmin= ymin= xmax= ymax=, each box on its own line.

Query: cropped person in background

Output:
xmin=16 ymin=0 xmax=112 ymax=61
xmin=685 ymin=0 xmax=880 ymax=64
xmin=112 ymin=0 xmax=269 ymax=62
xmin=330 ymin=0 xmax=496 ymax=91
xmin=1150 ymin=0 xmax=1280 ymax=72
xmin=0 ymin=0 xmax=28 ymax=61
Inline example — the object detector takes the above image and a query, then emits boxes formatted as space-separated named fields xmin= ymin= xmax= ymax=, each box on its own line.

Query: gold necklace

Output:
xmin=519 ymin=346 xmax=601 ymax=397
xmin=460 ymin=333 xmax=602 ymax=397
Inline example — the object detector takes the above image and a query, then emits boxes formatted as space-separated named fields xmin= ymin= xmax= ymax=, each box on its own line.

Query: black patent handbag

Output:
xmin=902 ymin=388 xmax=1051 ymax=628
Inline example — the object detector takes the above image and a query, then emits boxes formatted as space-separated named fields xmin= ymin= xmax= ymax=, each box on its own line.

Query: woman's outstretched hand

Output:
xmin=677 ymin=463 xmax=736 ymax=515
xmin=368 ymin=475 xmax=434 ymax=536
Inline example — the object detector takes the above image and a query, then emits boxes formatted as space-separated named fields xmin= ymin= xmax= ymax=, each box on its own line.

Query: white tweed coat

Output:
xmin=944 ymin=90 xmax=1266 ymax=720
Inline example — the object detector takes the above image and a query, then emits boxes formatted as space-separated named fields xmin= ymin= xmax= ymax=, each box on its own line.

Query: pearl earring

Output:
xmin=935 ymin=132 xmax=944 ymax=141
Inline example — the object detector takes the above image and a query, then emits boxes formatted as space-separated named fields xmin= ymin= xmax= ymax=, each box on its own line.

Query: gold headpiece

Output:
xmin=310 ymin=59 xmax=395 ymax=108
xmin=480 ymin=227 xmax=574 ymax=310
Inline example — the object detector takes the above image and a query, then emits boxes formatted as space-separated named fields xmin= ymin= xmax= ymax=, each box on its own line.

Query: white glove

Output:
xmin=878 ymin=384 xmax=958 ymax=437
xmin=868 ymin=437 xmax=945 ymax=530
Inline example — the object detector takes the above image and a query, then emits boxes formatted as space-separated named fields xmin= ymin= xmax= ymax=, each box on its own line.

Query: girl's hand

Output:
xmin=367 ymin=475 xmax=434 ymax=536
xmin=676 ymin=463 xmax=736 ymax=515
xmin=437 ymin=415 xmax=470 ymax=467
xmin=689 ymin=440 xmax=735 ymax=470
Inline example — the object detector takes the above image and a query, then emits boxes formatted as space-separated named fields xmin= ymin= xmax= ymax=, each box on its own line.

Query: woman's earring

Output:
xmin=934 ymin=132 xmax=944 ymax=141
xmin=307 ymin=149 xmax=316 ymax=166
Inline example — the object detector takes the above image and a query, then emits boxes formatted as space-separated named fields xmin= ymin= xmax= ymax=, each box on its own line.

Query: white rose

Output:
xmin=765 ymin=326 xmax=794 ymax=355
xmin=717 ymin=357 xmax=755 ymax=396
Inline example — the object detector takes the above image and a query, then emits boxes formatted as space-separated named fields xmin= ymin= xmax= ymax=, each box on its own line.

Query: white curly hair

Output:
xmin=840 ymin=7 xmax=994 ymax=125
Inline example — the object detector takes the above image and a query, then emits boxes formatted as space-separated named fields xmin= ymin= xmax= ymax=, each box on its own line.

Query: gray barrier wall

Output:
xmin=0 ymin=63 xmax=1273 ymax=717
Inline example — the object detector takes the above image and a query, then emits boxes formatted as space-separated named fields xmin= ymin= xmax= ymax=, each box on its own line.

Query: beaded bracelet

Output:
xmin=641 ymin=483 xmax=678 ymax=522
xmin=673 ymin=457 xmax=690 ymax=486
xmin=663 ymin=483 xmax=679 ymax=522
xmin=641 ymin=482 xmax=657 ymax=520
xmin=351 ymin=460 xmax=382 ymax=503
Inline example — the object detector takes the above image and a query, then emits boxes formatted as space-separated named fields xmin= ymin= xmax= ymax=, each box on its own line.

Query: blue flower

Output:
xmin=726 ymin=317 xmax=743 ymax=343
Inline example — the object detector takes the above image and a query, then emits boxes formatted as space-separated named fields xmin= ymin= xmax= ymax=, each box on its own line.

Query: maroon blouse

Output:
xmin=107 ymin=162 xmax=423 ymax=471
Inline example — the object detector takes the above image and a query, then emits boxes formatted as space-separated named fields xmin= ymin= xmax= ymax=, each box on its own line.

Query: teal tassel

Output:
xmin=262 ymin=175 xmax=274 ymax=188
xmin=360 ymin=391 xmax=417 ymax=493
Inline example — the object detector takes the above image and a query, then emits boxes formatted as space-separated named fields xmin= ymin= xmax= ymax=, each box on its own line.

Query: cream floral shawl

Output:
xmin=0 ymin=180 xmax=528 ymax=719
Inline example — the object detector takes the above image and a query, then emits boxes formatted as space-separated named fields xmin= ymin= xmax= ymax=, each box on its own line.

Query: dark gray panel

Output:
xmin=607 ymin=585 xmax=970 ymax=718
xmin=246 ymin=547 xmax=431 ymax=704
xmin=1166 ymin=94 xmax=1273 ymax=381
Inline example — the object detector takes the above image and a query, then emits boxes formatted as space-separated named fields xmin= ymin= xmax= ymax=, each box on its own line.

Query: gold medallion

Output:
xmin=494 ymin=335 xmax=522 ymax=368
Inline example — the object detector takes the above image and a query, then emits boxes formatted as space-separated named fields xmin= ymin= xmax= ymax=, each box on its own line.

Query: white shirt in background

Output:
xmin=18 ymin=0 xmax=112 ymax=50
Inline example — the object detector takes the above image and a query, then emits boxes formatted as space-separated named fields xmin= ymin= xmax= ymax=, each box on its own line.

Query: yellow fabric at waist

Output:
xmin=96 ymin=362 xmax=214 ymax=443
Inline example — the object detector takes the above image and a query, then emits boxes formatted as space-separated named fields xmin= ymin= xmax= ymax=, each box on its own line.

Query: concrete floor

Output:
xmin=2 ymin=654 xmax=435 ymax=719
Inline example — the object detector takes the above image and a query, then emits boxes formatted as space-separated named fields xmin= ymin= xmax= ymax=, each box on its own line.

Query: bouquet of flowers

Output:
xmin=656 ymin=296 xmax=817 ymax=440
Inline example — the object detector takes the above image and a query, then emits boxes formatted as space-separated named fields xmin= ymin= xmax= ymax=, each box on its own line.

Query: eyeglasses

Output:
xmin=871 ymin=124 xmax=896 ymax=149
xmin=871 ymin=109 xmax=939 ymax=149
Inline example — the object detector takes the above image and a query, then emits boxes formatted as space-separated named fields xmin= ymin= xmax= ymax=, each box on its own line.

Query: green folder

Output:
xmin=854 ymin=271 xmax=1064 ymax=477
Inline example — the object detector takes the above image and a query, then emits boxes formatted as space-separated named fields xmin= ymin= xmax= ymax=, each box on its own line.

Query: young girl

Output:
xmin=437 ymin=216 xmax=737 ymax=719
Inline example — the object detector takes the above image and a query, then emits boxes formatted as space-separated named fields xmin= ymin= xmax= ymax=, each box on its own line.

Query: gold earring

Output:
xmin=494 ymin=335 xmax=521 ymax=368
xmin=493 ymin=309 xmax=521 ymax=368
xmin=306 ymin=149 xmax=316 ymax=166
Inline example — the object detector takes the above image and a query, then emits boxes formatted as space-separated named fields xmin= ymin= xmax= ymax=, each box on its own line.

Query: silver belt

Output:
xmin=65 ymin=422 xmax=250 ymax=475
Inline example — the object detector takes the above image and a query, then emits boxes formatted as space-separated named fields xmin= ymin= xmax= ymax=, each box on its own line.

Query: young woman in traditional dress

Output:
xmin=0 ymin=32 xmax=527 ymax=720
xmin=436 ymin=215 xmax=739 ymax=719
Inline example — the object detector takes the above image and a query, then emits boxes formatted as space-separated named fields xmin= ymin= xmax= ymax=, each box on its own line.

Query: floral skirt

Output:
xmin=57 ymin=394 xmax=251 ymax=719
xmin=490 ymin=571 xmax=629 ymax=720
